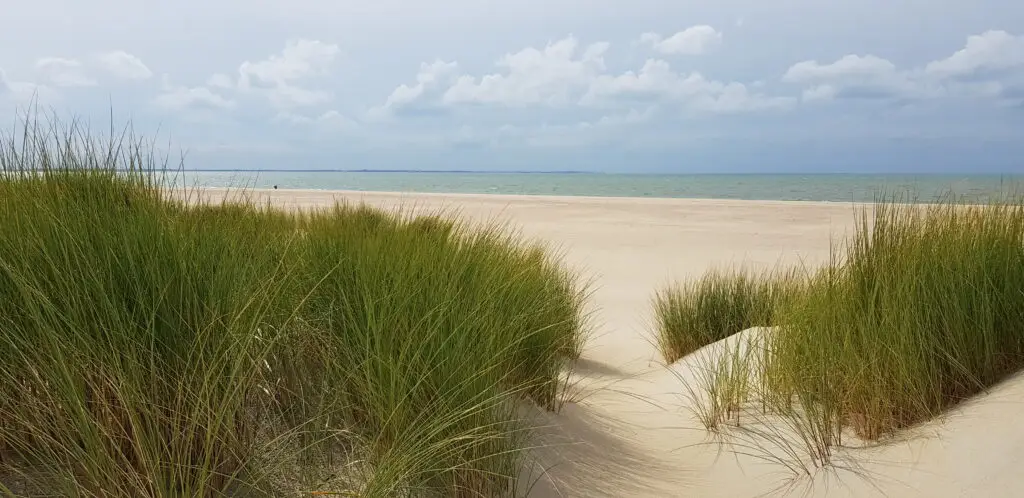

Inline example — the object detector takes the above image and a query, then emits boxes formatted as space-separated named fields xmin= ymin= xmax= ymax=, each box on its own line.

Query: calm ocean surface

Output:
xmin=170 ymin=171 xmax=1024 ymax=203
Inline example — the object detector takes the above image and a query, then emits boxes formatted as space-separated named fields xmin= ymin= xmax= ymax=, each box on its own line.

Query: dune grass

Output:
xmin=653 ymin=268 xmax=805 ymax=364
xmin=768 ymin=195 xmax=1024 ymax=442
xmin=661 ymin=194 xmax=1024 ymax=475
xmin=0 ymin=115 xmax=589 ymax=497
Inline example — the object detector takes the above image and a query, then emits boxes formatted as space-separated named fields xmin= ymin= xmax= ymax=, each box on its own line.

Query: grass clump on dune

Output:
xmin=286 ymin=205 xmax=587 ymax=496
xmin=0 ymin=170 xmax=295 ymax=497
xmin=768 ymin=196 xmax=1024 ymax=442
xmin=663 ymin=194 xmax=1024 ymax=476
xmin=0 ymin=115 xmax=588 ymax=497
xmin=653 ymin=268 xmax=804 ymax=363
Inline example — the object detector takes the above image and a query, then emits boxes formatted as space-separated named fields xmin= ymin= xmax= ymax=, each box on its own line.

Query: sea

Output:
xmin=168 ymin=171 xmax=1024 ymax=204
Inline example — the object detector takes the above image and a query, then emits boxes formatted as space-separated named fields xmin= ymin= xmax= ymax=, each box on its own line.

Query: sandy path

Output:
xmin=197 ymin=188 xmax=1024 ymax=497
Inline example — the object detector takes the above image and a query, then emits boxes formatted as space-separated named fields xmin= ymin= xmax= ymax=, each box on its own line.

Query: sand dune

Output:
xmin=198 ymin=188 xmax=1024 ymax=497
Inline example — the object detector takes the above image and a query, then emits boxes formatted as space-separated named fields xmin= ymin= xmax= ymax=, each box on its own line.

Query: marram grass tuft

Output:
xmin=0 ymin=113 xmax=589 ymax=497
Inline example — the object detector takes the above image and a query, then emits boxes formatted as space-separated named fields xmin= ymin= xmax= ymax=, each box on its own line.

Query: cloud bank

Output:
xmin=0 ymin=1 xmax=1021 ymax=173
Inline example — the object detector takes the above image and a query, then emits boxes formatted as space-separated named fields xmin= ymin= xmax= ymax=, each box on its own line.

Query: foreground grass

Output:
xmin=0 ymin=118 xmax=588 ymax=497
xmin=658 ymin=195 xmax=1024 ymax=478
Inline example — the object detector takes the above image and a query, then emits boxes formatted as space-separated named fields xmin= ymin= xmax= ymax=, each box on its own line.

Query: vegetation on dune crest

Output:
xmin=653 ymin=268 xmax=805 ymax=363
xmin=768 ymin=195 xmax=1024 ymax=442
xmin=0 ymin=115 xmax=589 ymax=497
xmin=656 ymin=193 xmax=1024 ymax=481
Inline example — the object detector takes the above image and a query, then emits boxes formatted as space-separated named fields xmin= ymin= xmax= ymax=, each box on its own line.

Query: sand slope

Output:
xmin=197 ymin=188 xmax=1024 ymax=497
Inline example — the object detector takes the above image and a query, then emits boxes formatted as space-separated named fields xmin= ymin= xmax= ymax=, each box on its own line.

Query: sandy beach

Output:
xmin=199 ymin=188 xmax=1024 ymax=497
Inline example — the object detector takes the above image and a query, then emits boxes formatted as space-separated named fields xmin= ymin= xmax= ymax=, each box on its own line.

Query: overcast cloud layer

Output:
xmin=1 ymin=0 xmax=1022 ymax=173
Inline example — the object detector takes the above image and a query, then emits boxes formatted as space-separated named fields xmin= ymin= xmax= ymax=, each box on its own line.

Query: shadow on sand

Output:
xmin=521 ymin=401 xmax=689 ymax=498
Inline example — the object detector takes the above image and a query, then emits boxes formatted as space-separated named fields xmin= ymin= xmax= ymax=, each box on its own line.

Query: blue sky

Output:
xmin=1 ymin=0 xmax=1022 ymax=173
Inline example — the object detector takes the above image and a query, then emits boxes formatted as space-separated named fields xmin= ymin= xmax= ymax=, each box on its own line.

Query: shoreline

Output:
xmin=180 ymin=187 xmax=1006 ymax=214
xmin=193 ymin=186 xmax=873 ymax=208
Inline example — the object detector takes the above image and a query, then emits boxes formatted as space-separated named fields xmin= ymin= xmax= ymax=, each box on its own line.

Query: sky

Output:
xmin=1 ymin=0 xmax=1022 ymax=174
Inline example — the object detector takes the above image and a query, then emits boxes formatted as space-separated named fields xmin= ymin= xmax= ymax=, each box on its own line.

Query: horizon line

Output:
xmin=173 ymin=169 xmax=1023 ymax=176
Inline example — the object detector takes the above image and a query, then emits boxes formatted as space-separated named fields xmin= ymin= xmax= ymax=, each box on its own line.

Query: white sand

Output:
xmin=200 ymin=188 xmax=1024 ymax=497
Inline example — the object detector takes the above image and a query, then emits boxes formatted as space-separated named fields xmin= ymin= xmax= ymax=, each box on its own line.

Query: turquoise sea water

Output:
xmin=170 ymin=171 xmax=1024 ymax=203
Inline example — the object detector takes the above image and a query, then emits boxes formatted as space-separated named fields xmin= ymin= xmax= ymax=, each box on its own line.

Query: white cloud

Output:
xmin=34 ymin=57 xmax=96 ymax=87
xmin=154 ymin=84 xmax=235 ymax=110
xmin=698 ymin=80 xmax=794 ymax=112
xmin=380 ymin=59 xmax=459 ymax=113
xmin=782 ymin=54 xmax=930 ymax=101
xmin=441 ymin=36 xmax=609 ymax=106
xmin=380 ymin=36 xmax=791 ymax=118
xmin=783 ymin=54 xmax=898 ymax=82
xmin=236 ymin=39 xmax=340 ymax=108
xmin=95 ymin=51 xmax=152 ymax=80
xmin=0 ymin=68 xmax=53 ymax=103
xmin=318 ymin=110 xmax=349 ymax=123
xmin=584 ymin=59 xmax=793 ymax=112
xmin=639 ymin=26 xmax=723 ymax=55
xmin=925 ymin=30 xmax=1024 ymax=78
xmin=783 ymin=31 xmax=1024 ymax=104
xmin=275 ymin=109 xmax=356 ymax=129
xmin=148 ymin=39 xmax=341 ymax=116
xmin=237 ymin=39 xmax=339 ymax=85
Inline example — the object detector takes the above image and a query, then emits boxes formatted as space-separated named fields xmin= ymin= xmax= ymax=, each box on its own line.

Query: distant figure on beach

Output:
xmin=273 ymin=185 xmax=278 ymax=189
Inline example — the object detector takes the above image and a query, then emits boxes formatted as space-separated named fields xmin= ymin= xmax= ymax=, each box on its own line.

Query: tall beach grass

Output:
xmin=768 ymin=195 xmax=1024 ymax=442
xmin=0 ymin=114 xmax=589 ymax=497
xmin=657 ymin=194 xmax=1024 ymax=475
